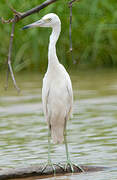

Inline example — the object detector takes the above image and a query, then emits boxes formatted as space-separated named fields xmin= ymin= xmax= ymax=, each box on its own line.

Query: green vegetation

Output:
xmin=0 ymin=0 xmax=117 ymax=72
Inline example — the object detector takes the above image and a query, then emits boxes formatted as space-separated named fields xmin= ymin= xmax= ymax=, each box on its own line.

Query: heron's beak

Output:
xmin=22 ymin=20 xmax=43 ymax=30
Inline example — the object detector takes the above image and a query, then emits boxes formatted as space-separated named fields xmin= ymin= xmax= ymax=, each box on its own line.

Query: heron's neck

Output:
xmin=48 ymin=25 xmax=61 ymax=69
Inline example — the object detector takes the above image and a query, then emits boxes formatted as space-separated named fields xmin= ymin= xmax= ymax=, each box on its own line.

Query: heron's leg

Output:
xmin=42 ymin=127 xmax=56 ymax=174
xmin=48 ymin=127 xmax=52 ymax=163
xmin=64 ymin=129 xmax=74 ymax=172
xmin=64 ymin=129 xmax=84 ymax=173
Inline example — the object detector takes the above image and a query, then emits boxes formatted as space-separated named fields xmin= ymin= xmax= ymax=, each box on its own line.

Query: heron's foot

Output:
xmin=73 ymin=163 xmax=85 ymax=173
xmin=42 ymin=160 xmax=56 ymax=175
xmin=65 ymin=160 xmax=84 ymax=173
xmin=65 ymin=159 xmax=74 ymax=173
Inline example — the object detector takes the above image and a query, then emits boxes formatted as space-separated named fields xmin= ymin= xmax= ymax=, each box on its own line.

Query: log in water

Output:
xmin=0 ymin=164 xmax=109 ymax=180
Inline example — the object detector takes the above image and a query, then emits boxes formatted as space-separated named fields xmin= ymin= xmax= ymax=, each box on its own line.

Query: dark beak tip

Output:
xmin=22 ymin=25 xmax=30 ymax=30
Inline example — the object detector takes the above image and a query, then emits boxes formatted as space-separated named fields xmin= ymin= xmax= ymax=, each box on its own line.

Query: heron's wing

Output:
xmin=42 ymin=76 xmax=50 ymax=123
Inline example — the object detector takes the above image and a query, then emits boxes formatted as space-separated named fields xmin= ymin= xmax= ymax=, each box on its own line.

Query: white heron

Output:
xmin=23 ymin=13 xmax=83 ymax=173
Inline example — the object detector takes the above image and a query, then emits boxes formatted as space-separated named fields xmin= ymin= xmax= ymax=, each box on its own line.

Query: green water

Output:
xmin=0 ymin=70 xmax=117 ymax=179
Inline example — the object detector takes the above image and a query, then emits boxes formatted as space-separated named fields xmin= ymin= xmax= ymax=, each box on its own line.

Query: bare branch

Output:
xmin=2 ymin=0 xmax=58 ymax=23
xmin=20 ymin=0 xmax=58 ymax=20
xmin=5 ymin=21 xmax=20 ymax=93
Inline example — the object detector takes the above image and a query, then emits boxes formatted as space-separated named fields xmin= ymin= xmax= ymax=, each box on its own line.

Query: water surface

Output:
xmin=0 ymin=70 xmax=117 ymax=179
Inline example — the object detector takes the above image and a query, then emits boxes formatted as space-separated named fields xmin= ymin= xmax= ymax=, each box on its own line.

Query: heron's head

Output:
xmin=22 ymin=13 xmax=61 ymax=30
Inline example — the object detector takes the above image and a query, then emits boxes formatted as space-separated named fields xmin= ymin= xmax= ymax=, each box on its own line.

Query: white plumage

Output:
xmin=41 ymin=13 xmax=73 ymax=144
xmin=23 ymin=13 xmax=73 ymax=144
xmin=23 ymin=14 xmax=75 ymax=171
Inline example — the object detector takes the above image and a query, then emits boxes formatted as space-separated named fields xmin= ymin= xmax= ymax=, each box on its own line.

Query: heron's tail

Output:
xmin=51 ymin=125 xmax=64 ymax=144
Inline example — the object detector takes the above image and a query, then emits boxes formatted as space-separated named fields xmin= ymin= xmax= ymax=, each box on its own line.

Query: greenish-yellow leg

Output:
xmin=64 ymin=129 xmax=84 ymax=173
xmin=42 ymin=127 xmax=56 ymax=174
xmin=64 ymin=130 xmax=74 ymax=172
xmin=48 ymin=127 xmax=51 ymax=163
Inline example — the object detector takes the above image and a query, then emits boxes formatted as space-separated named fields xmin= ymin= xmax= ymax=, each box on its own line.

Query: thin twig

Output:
xmin=68 ymin=0 xmax=80 ymax=64
xmin=10 ymin=7 xmax=23 ymax=17
xmin=5 ymin=65 xmax=9 ymax=91
xmin=5 ymin=21 xmax=20 ymax=93
xmin=69 ymin=3 xmax=73 ymax=52
xmin=1 ymin=17 xmax=13 ymax=24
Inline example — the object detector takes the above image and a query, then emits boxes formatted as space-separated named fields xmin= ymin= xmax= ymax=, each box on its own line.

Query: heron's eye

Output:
xmin=45 ymin=18 xmax=52 ymax=22
xmin=48 ymin=18 xmax=52 ymax=21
